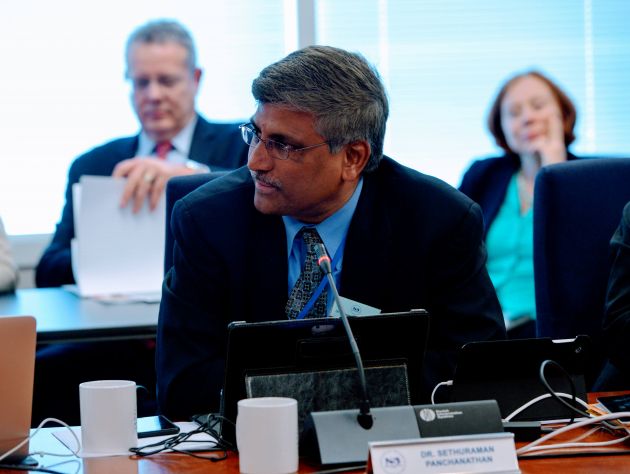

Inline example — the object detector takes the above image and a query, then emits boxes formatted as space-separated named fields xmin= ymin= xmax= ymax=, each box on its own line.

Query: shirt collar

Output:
xmin=137 ymin=114 xmax=198 ymax=157
xmin=283 ymin=177 xmax=364 ymax=259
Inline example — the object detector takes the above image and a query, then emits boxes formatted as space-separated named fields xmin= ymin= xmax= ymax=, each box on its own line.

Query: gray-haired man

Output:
xmin=36 ymin=19 xmax=247 ymax=288
xmin=157 ymin=45 xmax=505 ymax=419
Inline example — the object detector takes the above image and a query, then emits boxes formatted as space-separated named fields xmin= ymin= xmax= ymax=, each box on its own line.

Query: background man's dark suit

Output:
xmin=157 ymin=156 xmax=506 ymax=420
xmin=36 ymin=116 xmax=248 ymax=287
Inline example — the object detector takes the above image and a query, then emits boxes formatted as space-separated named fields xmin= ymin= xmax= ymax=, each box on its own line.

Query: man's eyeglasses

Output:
xmin=129 ymin=74 xmax=185 ymax=92
xmin=239 ymin=124 xmax=329 ymax=161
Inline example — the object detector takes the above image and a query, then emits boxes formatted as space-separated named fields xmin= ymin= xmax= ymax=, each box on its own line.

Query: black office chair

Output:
xmin=534 ymin=158 xmax=630 ymax=339
xmin=533 ymin=158 xmax=630 ymax=385
xmin=163 ymin=172 xmax=227 ymax=274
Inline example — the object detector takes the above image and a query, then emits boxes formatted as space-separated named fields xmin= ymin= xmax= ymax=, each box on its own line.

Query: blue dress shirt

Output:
xmin=282 ymin=178 xmax=364 ymax=314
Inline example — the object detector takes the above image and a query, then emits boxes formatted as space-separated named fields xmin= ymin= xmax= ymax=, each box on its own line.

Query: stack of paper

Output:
xmin=70 ymin=176 xmax=165 ymax=299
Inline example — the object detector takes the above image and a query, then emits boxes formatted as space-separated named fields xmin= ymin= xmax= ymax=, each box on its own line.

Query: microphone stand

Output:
xmin=300 ymin=245 xmax=421 ymax=466
xmin=316 ymin=244 xmax=373 ymax=429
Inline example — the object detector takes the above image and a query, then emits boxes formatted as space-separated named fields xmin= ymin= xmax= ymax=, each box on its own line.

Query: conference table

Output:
xmin=0 ymin=288 xmax=159 ymax=344
xmin=2 ymin=393 xmax=628 ymax=474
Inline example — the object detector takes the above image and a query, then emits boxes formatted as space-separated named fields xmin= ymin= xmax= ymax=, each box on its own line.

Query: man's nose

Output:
xmin=247 ymin=140 xmax=273 ymax=171
xmin=144 ymin=80 xmax=164 ymax=100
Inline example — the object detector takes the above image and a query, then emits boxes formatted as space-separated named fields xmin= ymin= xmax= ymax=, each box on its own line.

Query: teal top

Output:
xmin=485 ymin=174 xmax=535 ymax=324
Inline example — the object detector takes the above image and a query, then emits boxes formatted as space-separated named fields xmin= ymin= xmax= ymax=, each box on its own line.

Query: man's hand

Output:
xmin=112 ymin=157 xmax=198 ymax=212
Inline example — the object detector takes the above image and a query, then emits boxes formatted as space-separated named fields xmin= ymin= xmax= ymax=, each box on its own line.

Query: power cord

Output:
xmin=0 ymin=417 xmax=80 ymax=463
xmin=538 ymin=359 xmax=623 ymax=432
xmin=0 ymin=464 xmax=73 ymax=474
xmin=539 ymin=359 xmax=585 ymax=424
xmin=430 ymin=380 xmax=453 ymax=404
xmin=0 ymin=418 xmax=81 ymax=473
xmin=517 ymin=412 xmax=630 ymax=457
xmin=513 ymin=359 xmax=630 ymax=456
xmin=130 ymin=413 xmax=236 ymax=461
xmin=504 ymin=392 xmax=589 ymax=421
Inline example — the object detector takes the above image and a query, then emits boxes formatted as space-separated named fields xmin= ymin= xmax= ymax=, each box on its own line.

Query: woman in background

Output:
xmin=459 ymin=70 xmax=578 ymax=338
xmin=0 ymin=216 xmax=18 ymax=292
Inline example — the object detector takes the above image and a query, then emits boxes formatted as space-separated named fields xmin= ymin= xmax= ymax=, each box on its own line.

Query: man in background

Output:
xmin=31 ymin=19 xmax=247 ymax=426
xmin=36 ymin=19 xmax=247 ymax=287
xmin=157 ymin=45 xmax=506 ymax=420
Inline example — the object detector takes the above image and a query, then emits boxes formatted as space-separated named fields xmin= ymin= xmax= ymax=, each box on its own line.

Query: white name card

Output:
xmin=367 ymin=432 xmax=520 ymax=474
xmin=330 ymin=296 xmax=381 ymax=317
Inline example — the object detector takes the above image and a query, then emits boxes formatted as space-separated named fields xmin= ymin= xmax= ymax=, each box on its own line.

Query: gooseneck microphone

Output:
xmin=301 ymin=245 xmax=422 ymax=466
xmin=314 ymin=243 xmax=373 ymax=429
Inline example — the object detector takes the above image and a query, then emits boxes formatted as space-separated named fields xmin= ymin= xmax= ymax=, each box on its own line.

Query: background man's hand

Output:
xmin=112 ymin=157 xmax=198 ymax=212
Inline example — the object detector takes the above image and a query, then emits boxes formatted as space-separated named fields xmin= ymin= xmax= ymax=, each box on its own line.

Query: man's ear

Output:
xmin=193 ymin=68 xmax=203 ymax=87
xmin=342 ymin=140 xmax=371 ymax=181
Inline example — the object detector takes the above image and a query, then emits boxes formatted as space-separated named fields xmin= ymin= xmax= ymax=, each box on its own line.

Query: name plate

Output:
xmin=367 ymin=432 xmax=520 ymax=474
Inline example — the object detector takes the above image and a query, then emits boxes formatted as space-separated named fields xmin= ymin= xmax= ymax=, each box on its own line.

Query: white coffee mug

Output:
xmin=79 ymin=380 xmax=138 ymax=455
xmin=236 ymin=397 xmax=298 ymax=474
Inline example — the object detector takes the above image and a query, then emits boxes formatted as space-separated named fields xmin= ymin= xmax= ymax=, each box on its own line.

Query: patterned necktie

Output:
xmin=285 ymin=228 xmax=328 ymax=319
xmin=155 ymin=141 xmax=173 ymax=160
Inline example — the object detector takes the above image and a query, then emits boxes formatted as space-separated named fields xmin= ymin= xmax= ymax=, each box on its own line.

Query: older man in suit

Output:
xmin=156 ymin=45 xmax=506 ymax=420
xmin=30 ymin=19 xmax=247 ymax=427
xmin=36 ymin=19 xmax=247 ymax=287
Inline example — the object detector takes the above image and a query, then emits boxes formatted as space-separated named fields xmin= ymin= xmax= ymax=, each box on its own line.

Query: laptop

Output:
xmin=218 ymin=310 xmax=430 ymax=445
xmin=0 ymin=316 xmax=36 ymax=464
xmin=450 ymin=336 xmax=591 ymax=421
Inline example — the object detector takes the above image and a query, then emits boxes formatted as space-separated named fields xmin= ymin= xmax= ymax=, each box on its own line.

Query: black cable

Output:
xmin=538 ymin=359 xmax=626 ymax=432
xmin=518 ymin=448 xmax=630 ymax=460
xmin=538 ymin=359 xmax=587 ymax=424
xmin=129 ymin=413 xmax=236 ymax=461
xmin=313 ymin=465 xmax=367 ymax=474
xmin=0 ymin=464 xmax=66 ymax=474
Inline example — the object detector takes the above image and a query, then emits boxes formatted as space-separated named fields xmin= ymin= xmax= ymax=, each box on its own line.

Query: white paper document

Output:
xmin=72 ymin=175 xmax=165 ymax=298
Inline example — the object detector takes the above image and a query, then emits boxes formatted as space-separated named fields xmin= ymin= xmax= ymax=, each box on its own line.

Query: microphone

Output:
xmin=300 ymin=244 xmax=420 ymax=466
xmin=314 ymin=244 xmax=373 ymax=429
xmin=299 ymin=245 xmax=505 ymax=466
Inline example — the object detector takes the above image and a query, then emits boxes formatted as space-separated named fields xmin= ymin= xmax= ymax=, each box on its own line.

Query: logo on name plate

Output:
xmin=419 ymin=408 xmax=436 ymax=422
xmin=380 ymin=450 xmax=406 ymax=474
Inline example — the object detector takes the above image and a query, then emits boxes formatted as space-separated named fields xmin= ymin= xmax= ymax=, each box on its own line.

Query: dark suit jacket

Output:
xmin=156 ymin=156 xmax=506 ymax=420
xmin=459 ymin=152 xmax=578 ymax=235
xmin=35 ymin=116 xmax=248 ymax=287
xmin=603 ymin=201 xmax=630 ymax=375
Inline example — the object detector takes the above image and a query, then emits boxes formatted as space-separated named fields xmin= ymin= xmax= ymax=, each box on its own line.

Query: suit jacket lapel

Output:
xmin=189 ymin=115 xmax=214 ymax=163
xmin=246 ymin=209 xmax=288 ymax=322
xmin=340 ymin=173 xmax=393 ymax=310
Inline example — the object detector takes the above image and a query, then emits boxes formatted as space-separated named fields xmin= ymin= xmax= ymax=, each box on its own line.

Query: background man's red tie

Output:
xmin=155 ymin=141 xmax=173 ymax=160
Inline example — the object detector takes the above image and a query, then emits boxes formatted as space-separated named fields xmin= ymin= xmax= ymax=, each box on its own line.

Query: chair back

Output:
xmin=534 ymin=158 xmax=630 ymax=340
xmin=164 ymin=172 xmax=227 ymax=274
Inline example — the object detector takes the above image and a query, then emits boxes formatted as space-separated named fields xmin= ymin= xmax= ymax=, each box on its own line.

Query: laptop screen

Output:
xmin=0 ymin=315 xmax=36 ymax=463
xmin=218 ymin=310 xmax=430 ymax=444
xmin=450 ymin=336 xmax=591 ymax=421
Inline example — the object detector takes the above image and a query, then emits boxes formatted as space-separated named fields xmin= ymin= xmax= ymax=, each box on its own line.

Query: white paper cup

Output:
xmin=236 ymin=397 xmax=298 ymax=474
xmin=79 ymin=380 xmax=138 ymax=455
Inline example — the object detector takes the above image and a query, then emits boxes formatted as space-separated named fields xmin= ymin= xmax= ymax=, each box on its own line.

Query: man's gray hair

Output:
xmin=125 ymin=19 xmax=197 ymax=76
xmin=252 ymin=45 xmax=389 ymax=172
